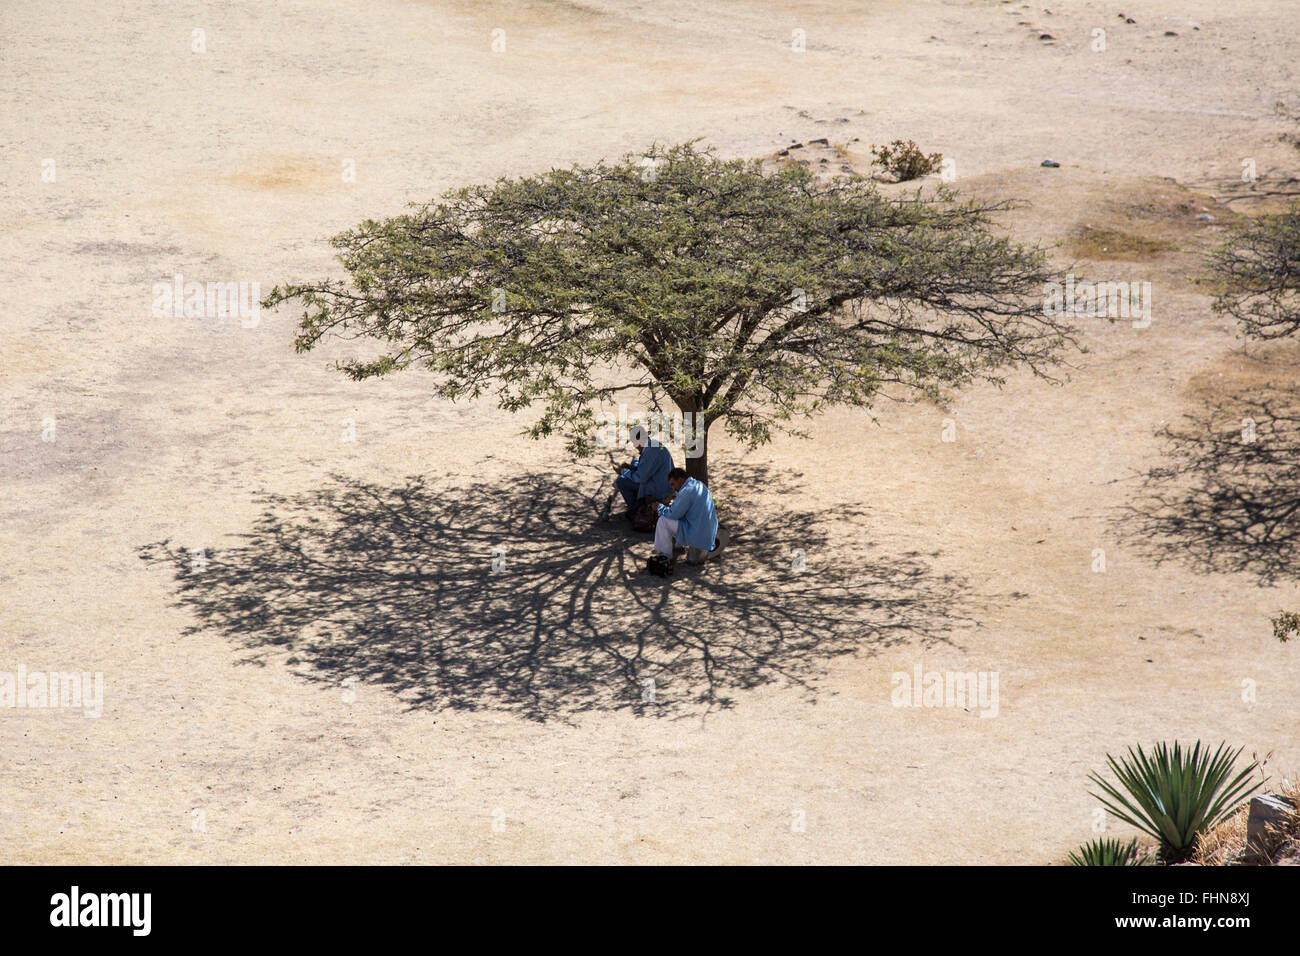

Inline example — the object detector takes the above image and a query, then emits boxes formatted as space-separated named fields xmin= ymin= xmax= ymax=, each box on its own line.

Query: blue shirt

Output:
xmin=657 ymin=477 xmax=718 ymax=551
xmin=630 ymin=443 xmax=673 ymax=500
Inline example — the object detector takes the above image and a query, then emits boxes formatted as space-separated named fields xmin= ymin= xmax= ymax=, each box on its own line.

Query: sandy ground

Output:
xmin=3 ymin=0 xmax=1299 ymax=864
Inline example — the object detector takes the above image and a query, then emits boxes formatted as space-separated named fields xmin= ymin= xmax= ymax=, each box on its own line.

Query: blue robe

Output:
xmin=625 ymin=443 xmax=674 ymax=501
xmin=657 ymin=477 xmax=718 ymax=551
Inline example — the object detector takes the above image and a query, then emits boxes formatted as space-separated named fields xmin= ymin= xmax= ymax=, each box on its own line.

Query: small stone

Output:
xmin=1165 ymin=30 xmax=1178 ymax=36
xmin=1125 ymin=17 xmax=1136 ymax=23
xmin=1041 ymin=159 xmax=1061 ymax=167
xmin=777 ymin=149 xmax=789 ymax=157
xmin=1039 ymin=33 xmax=1054 ymax=40
xmin=837 ymin=117 xmax=849 ymax=123
xmin=819 ymin=158 xmax=828 ymax=163
xmin=1195 ymin=213 xmax=1215 ymax=221
xmin=809 ymin=137 xmax=829 ymax=146
xmin=789 ymin=142 xmax=803 ymax=149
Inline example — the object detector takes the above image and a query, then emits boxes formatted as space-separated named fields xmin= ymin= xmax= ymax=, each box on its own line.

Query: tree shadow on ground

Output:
xmin=139 ymin=464 xmax=976 ymax=721
xmin=1116 ymin=381 xmax=1300 ymax=586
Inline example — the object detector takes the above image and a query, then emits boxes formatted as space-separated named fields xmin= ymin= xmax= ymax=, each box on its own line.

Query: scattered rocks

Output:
xmin=1041 ymin=159 xmax=1061 ymax=167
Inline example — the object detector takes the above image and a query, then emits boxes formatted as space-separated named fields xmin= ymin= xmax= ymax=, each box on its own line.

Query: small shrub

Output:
xmin=869 ymin=139 xmax=942 ymax=182
xmin=1088 ymin=740 xmax=1264 ymax=863
xmin=1067 ymin=836 xmax=1150 ymax=866
xmin=1272 ymin=610 xmax=1300 ymax=642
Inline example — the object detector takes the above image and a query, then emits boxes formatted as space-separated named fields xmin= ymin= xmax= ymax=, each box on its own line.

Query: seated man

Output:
xmin=654 ymin=467 xmax=719 ymax=566
xmin=613 ymin=426 xmax=674 ymax=518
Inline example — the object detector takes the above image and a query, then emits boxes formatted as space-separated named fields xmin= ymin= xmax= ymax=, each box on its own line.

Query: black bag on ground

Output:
xmin=645 ymin=552 xmax=674 ymax=577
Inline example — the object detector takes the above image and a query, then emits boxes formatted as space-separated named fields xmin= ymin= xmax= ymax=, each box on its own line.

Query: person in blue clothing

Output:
xmin=613 ymin=426 xmax=674 ymax=518
xmin=654 ymin=467 xmax=719 ymax=566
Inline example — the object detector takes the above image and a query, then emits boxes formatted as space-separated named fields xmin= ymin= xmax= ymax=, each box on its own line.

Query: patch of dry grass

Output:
xmin=1193 ymin=774 xmax=1300 ymax=865
xmin=1066 ymin=225 xmax=1177 ymax=261
xmin=1182 ymin=341 xmax=1300 ymax=404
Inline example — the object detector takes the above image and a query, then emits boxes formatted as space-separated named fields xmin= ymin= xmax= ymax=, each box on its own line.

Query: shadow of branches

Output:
xmin=139 ymin=465 xmax=975 ymax=720
xmin=1118 ymin=382 xmax=1300 ymax=584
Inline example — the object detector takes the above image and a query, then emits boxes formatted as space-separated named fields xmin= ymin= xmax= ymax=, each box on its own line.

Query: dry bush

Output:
xmin=1193 ymin=775 xmax=1300 ymax=865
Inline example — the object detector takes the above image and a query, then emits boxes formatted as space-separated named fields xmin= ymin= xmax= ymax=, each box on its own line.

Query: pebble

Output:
xmin=1041 ymin=159 xmax=1061 ymax=167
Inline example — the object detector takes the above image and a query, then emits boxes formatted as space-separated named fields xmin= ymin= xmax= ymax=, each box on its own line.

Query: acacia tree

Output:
xmin=1210 ymin=205 xmax=1300 ymax=340
xmin=265 ymin=142 xmax=1075 ymax=485
xmin=1210 ymin=105 xmax=1300 ymax=339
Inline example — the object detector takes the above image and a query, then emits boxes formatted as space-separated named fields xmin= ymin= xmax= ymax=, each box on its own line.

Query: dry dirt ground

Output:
xmin=3 ymin=0 xmax=1298 ymax=864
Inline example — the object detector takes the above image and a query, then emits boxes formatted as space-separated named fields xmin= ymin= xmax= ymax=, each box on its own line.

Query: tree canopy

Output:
xmin=1210 ymin=105 xmax=1300 ymax=341
xmin=1210 ymin=204 xmax=1300 ymax=341
xmin=266 ymin=141 xmax=1076 ymax=483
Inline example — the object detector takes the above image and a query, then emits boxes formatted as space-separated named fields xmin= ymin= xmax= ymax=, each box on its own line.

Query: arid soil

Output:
xmin=3 ymin=0 xmax=1298 ymax=863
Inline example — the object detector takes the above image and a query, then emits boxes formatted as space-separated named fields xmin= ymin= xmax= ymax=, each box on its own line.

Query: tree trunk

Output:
xmin=685 ymin=440 xmax=708 ymax=485
xmin=683 ymin=414 xmax=710 ymax=486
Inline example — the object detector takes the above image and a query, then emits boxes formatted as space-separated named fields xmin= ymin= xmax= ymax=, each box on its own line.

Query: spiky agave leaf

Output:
xmin=1087 ymin=740 xmax=1264 ymax=860
xmin=1067 ymin=836 xmax=1149 ymax=866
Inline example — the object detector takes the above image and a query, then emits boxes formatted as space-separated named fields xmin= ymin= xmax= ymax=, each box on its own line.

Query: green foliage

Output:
xmin=1087 ymin=741 xmax=1264 ymax=862
xmin=1067 ymin=837 xmax=1150 ymax=866
xmin=870 ymin=139 xmax=943 ymax=182
xmin=1272 ymin=610 xmax=1300 ymax=642
xmin=265 ymin=141 xmax=1073 ymax=481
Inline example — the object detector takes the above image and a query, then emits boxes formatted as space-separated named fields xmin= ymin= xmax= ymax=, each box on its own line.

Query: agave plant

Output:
xmin=1088 ymin=740 xmax=1264 ymax=862
xmin=1067 ymin=837 xmax=1150 ymax=866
